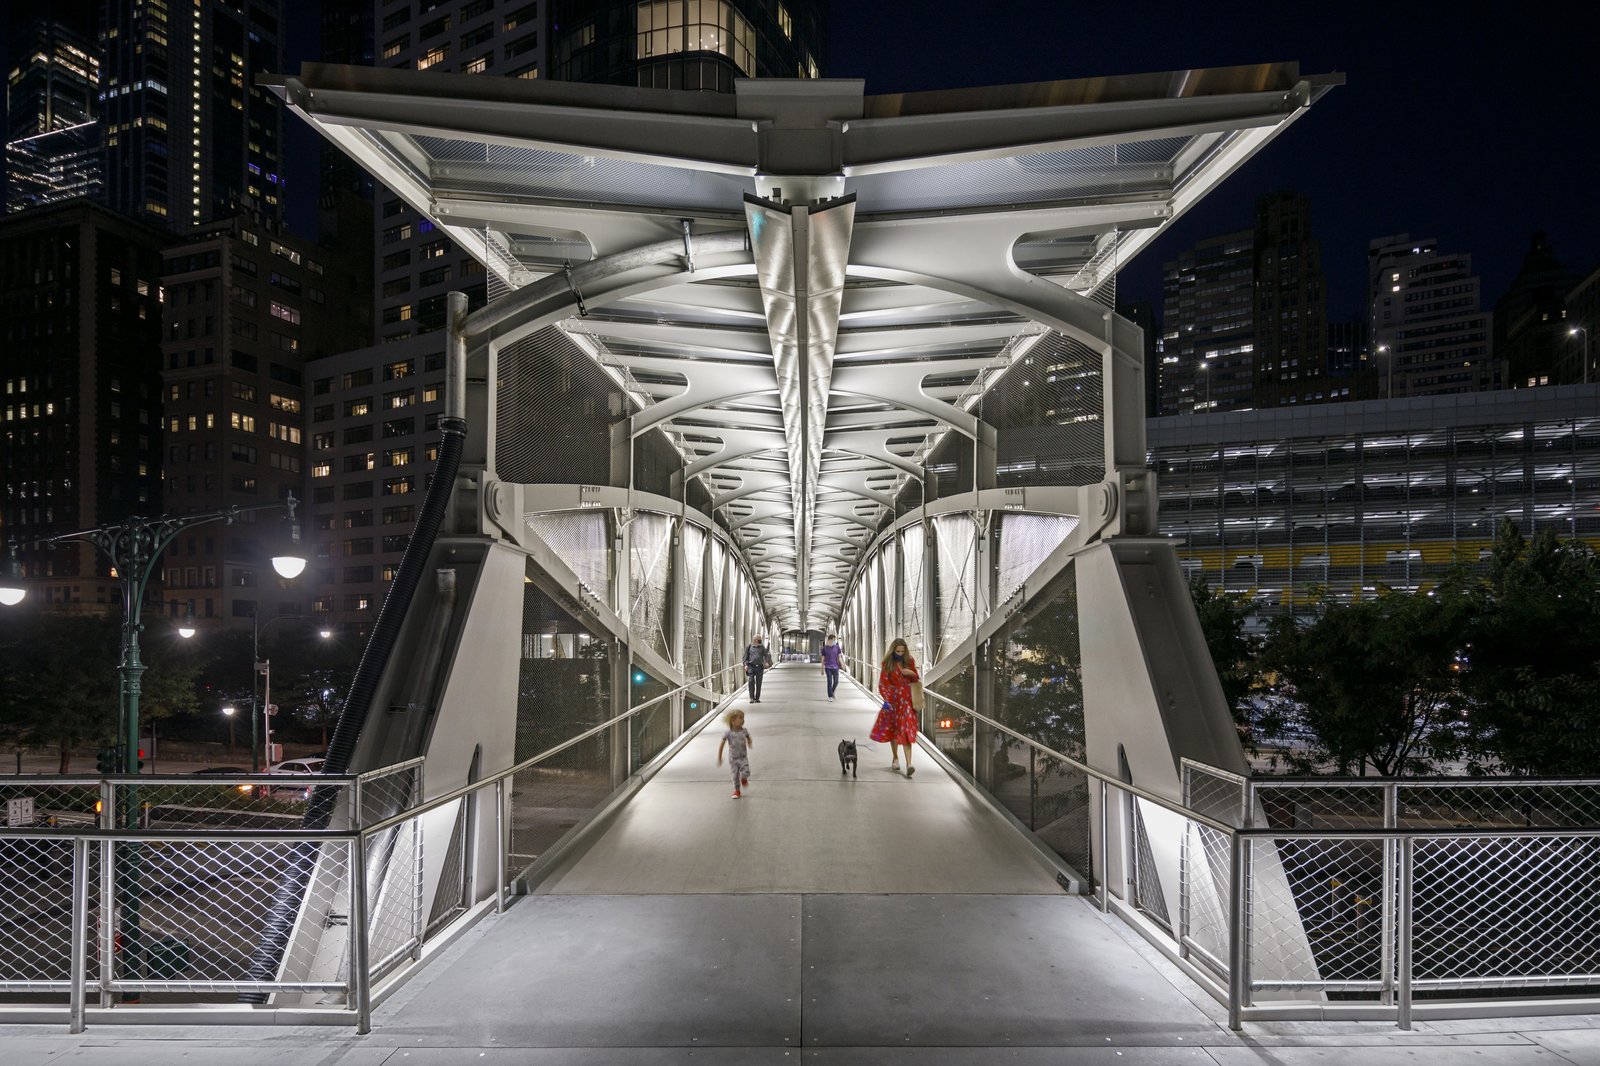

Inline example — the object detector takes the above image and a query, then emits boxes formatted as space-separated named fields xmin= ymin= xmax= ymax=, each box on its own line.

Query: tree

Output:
xmin=1187 ymin=575 xmax=1262 ymax=744
xmin=1461 ymin=520 xmax=1600 ymax=775
xmin=1260 ymin=583 xmax=1471 ymax=776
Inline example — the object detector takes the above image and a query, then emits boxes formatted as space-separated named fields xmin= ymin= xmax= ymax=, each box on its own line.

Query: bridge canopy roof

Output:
xmin=269 ymin=62 xmax=1338 ymax=632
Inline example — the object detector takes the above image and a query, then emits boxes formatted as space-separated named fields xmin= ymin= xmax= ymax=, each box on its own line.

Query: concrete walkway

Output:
xmin=6 ymin=665 xmax=1599 ymax=1063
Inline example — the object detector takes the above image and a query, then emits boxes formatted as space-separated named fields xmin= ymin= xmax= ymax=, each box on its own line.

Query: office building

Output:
xmin=4 ymin=5 xmax=102 ymax=214
xmin=1325 ymin=318 xmax=1376 ymax=400
xmin=158 ymin=218 xmax=368 ymax=627
xmin=303 ymin=335 xmax=446 ymax=628
xmin=1251 ymin=192 xmax=1327 ymax=408
xmin=1495 ymin=232 xmax=1578 ymax=388
xmin=100 ymin=0 xmax=285 ymax=228
xmin=1149 ymin=385 xmax=1600 ymax=613
xmin=1160 ymin=229 xmax=1254 ymax=415
xmin=552 ymin=0 xmax=825 ymax=89
xmin=1367 ymin=234 xmax=1496 ymax=398
xmin=367 ymin=1 xmax=548 ymax=342
xmin=0 ymin=202 xmax=169 ymax=610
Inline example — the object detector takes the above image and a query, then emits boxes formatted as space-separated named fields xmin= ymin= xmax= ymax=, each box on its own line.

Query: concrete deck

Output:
xmin=6 ymin=666 xmax=1598 ymax=1063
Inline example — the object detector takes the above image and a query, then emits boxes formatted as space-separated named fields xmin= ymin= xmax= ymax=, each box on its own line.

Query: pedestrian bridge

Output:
xmin=5 ymin=61 xmax=1600 ymax=1056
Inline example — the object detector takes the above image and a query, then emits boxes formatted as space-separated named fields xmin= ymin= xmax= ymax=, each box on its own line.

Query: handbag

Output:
xmin=908 ymin=679 xmax=925 ymax=712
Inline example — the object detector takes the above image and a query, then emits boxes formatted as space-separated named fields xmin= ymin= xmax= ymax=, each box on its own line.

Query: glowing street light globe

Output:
xmin=271 ymin=555 xmax=307 ymax=579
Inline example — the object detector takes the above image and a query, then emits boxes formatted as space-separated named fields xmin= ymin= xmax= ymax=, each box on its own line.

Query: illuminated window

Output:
xmin=635 ymin=0 xmax=754 ymax=74
xmin=778 ymin=2 xmax=792 ymax=38
xmin=417 ymin=44 xmax=449 ymax=70
xmin=464 ymin=54 xmax=489 ymax=74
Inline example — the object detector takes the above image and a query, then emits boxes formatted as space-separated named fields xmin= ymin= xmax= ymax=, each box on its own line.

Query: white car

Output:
xmin=265 ymin=757 xmax=326 ymax=799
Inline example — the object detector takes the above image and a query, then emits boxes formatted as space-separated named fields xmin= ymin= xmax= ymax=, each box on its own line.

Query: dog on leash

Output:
xmin=838 ymin=739 xmax=858 ymax=778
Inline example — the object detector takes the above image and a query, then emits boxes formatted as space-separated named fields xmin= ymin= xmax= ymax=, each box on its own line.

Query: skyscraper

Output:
xmin=1495 ymin=232 xmax=1578 ymax=388
xmin=157 ymin=218 xmax=368 ymax=628
xmin=551 ymin=0 xmax=825 ymax=89
xmin=1252 ymin=192 xmax=1327 ymax=408
xmin=4 ymin=4 xmax=102 ymax=214
xmin=1368 ymin=234 xmax=1495 ymax=398
xmin=100 ymin=0 xmax=285 ymax=228
xmin=0 ymin=202 xmax=169 ymax=611
xmin=1160 ymin=230 xmax=1254 ymax=415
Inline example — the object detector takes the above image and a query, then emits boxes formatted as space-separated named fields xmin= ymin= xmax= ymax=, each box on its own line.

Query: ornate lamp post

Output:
xmin=1 ymin=497 xmax=305 ymax=991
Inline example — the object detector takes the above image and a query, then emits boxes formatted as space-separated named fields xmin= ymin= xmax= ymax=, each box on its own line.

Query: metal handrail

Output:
xmin=359 ymin=663 xmax=744 ymax=837
xmin=924 ymin=690 xmax=1240 ymax=836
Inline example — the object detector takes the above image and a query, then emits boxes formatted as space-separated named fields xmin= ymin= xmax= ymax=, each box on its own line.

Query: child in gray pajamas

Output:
xmin=716 ymin=709 xmax=753 ymax=799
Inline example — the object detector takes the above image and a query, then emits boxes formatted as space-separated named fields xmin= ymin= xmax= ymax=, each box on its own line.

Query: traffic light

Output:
xmin=95 ymin=747 xmax=118 ymax=774
xmin=136 ymin=748 xmax=146 ymax=772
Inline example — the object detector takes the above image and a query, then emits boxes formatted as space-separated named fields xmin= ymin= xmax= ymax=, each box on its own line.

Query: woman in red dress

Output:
xmin=870 ymin=637 xmax=920 ymax=777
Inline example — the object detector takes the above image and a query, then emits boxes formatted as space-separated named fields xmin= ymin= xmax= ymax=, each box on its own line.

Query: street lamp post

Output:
xmin=1376 ymin=344 xmax=1393 ymax=399
xmin=250 ymin=613 xmax=333 ymax=771
xmin=1570 ymin=326 xmax=1590 ymax=385
xmin=0 ymin=496 xmax=305 ymax=992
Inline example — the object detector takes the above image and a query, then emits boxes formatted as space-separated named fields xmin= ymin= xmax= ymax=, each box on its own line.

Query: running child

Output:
xmin=716 ymin=709 xmax=754 ymax=799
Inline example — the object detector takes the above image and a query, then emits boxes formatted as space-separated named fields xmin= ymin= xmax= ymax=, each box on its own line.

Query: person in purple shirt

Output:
xmin=820 ymin=634 xmax=844 ymax=701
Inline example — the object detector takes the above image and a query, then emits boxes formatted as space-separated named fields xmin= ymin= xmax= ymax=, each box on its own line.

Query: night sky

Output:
xmin=283 ymin=1 xmax=1600 ymax=319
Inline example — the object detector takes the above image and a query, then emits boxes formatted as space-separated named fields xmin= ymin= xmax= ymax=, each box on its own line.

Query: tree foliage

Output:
xmin=0 ymin=611 xmax=200 ymax=771
xmin=1460 ymin=520 xmax=1600 ymax=775
xmin=1187 ymin=576 xmax=1262 ymax=743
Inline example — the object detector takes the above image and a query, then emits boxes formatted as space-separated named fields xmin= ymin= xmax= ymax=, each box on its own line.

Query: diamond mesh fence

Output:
xmin=630 ymin=512 xmax=673 ymax=662
xmin=900 ymin=524 xmax=926 ymax=664
xmin=111 ymin=837 xmax=351 ymax=992
xmin=525 ymin=511 xmax=612 ymax=604
xmin=1411 ymin=834 xmax=1600 ymax=987
xmin=0 ymin=836 xmax=78 ymax=987
xmin=0 ymin=779 xmax=100 ymax=831
xmin=932 ymin=514 xmax=977 ymax=660
xmin=994 ymin=513 xmax=1078 ymax=606
xmin=682 ymin=524 xmax=706 ymax=680
xmin=364 ymin=822 xmax=420 ymax=976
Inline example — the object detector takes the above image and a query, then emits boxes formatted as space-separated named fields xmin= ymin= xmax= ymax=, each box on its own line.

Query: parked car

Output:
xmin=264 ymin=757 xmax=326 ymax=799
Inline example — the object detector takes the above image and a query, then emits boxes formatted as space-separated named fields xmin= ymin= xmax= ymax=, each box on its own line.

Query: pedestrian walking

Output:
xmin=869 ymin=637 xmax=921 ymax=776
xmin=820 ymin=634 xmax=844 ymax=701
xmin=716 ymin=709 xmax=754 ymax=799
xmin=743 ymin=634 xmax=772 ymax=702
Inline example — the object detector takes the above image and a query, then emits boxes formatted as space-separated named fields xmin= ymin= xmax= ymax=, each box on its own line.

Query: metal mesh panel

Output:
xmin=900 ymin=524 xmax=927 ymax=664
xmin=932 ymin=514 xmax=977 ymax=661
xmin=682 ymin=524 xmax=706 ymax=679
xmin=1183 ymin=820 xmax=1235 ymax=974
xmin=0 ymin=837 xmax=75 ymax=985
xmin=1131 ymin=803 xmax=1172 ymax=932
xmin=1398 ymin=783 xmax=1600 ymax=829
xmin=0 ymin=780 xmax=99 ymax=830
xmin=493 ymin=324 xmax=618 ymax=486
xmin=425 ymin=800 xmax=469 ymax=939
xmin=111 ymin=778 xmax=334 ymax=831
xmin=708 ymin=540 xmax=725 ymax=676
xmin=525 ymin=512 xmax=612 ymax=604
xmin=357 ymin=763 xmax=422 ymax=827
xmin=112 ymin=838 xmax=350 ymax=990
xmin=1412 ymin=835 xmax=1600 ymax=985
xmin=995 ymin=513 xmax=1078 ymax=605
xmin=365 ymin=823 xmax=419 ymax=973
xmin=1256 ymin=836 xmax=1383 ymax=988
xmin=990 ymin=331 xmax=1107 ymax=489
xmin=630 ymin=512 xmax=673 ymax=662
xmin=879 ymin=536 xmax=899 ymax=641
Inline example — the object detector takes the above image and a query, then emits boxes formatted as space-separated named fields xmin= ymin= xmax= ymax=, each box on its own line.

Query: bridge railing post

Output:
xmin=68 ymin=838 xmax=89 ymax=1034
xmin=349 ymin=836 xmax=372 ymax=1034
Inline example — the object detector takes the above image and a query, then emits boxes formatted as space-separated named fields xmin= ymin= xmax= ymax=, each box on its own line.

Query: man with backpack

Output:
xmin=743 ymin=635 xmax=773 ymax=702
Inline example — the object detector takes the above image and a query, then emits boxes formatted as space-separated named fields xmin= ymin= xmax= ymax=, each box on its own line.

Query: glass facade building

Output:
xmin=1149 ymin=385 xmax=1600 ymax=612
xmin=553 ymin=0 xmax=824 ymax=90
